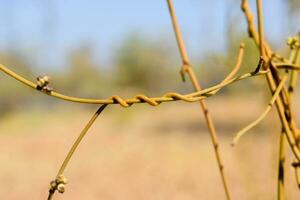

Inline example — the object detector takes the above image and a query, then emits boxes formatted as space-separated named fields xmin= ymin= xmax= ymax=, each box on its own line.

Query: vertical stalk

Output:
xmin=277 ymin=132 xmax=286 ymax=200
xmin=255 ymin=0 xmax=300 ymax=198
xmin=277 ymin=48 xmax=297 ymax=200
xmin=256 ymin=0 xmax=265 ymax=58
xmin=277 ymin=35 xmax=300 ymax=199
xmin=166 ymin=1 xmax=231 ymax=199
xmin=288 ymin=35 xmax=300 ymax=117
xmin=288 ymin=50 xmax=298 ymax=96
xmin=294 ymin=164 xmax=300 ymax=189
xmin=288 ymin=34 xmax=300 ymax=96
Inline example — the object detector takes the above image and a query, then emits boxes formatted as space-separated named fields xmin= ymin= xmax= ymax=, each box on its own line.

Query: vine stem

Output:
xmin=242 ymin=0 xmax=300 ymax=196
xmin=288 ymin=33 xmax=300 ymax=95
xmin=255 ymin=0 xmax=300 ymax=198
xmin=232 ymin=75 xmax=287 ymax=145
xmin=294 ymin=162 xmax=300 ymax=189
xmin=287 ymin=36 xmax=300 ymax=192
xmin=277 ymin=49 xmax=295 ymax=200
xmin=166 ymin=0 xmax=232 ymax=199
xmin=47 ymin=104 xmax=108 ymax=200
xmin=0 ymin=63 xmax=266 ymax=107
xmin=256 ymin=0 xmax=265 ymax=58
xmin=277 ymin=132 xmax=286 ymax=200
xmin=254 ymin=0 xmax=300 ymax=162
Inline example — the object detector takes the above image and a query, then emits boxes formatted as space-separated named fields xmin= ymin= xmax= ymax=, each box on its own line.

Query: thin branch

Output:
xmin=47 ymin=104 xmax=108 ymax=199
xmin=294 ymin=164 xmax=300 ymax=189
xmin=242 ymin=0 xmax=300 ymax=163
xmin=288 ymin=34 xmax=300 ymax=94
xmin=256 ymin=0 xmax=265 ymax=57
xmin=0 ymin=63 xmax=266 ymax=107
xmin=166 ymin=0 xmax=232 ymax=199
xmin=276 ymin=48 xmax=299 ymax=200
xmin=232 ymin=75 xmax=287 ymax=145
xmin=292 ymin=161 xmax=300 ymax=189
xmin=223 ymin=43 xmax=245 ymax=82
xmin=286 ymin=43 xmax=300 ymax=141
xmin=241 ymin=0 xmax=272 ymax=57
xmin=277 ymin=132 xmax=286 ymax=200
xmin=274 ymin=63 xmax=300 ymax=71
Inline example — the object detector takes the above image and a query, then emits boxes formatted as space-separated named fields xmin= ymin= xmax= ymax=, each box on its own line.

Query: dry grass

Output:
xmin=0 ymin=95 xmax=299 ymax=200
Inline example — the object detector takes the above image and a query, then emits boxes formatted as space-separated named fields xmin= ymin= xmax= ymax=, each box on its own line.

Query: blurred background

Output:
xmin=0 ymin=0 xmax=299 ymax=199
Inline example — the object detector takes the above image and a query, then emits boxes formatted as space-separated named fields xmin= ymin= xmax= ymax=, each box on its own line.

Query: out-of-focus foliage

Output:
xmin=51 ymin=44 xmax=104 ymax=98
xmin=114 ymin=34 xmax=174 ymax=94
xmin=285 ymin=0 xmax=300 ymax=34
xmin=0 ymin=52 xmax=33 ymax=114
xmin=287 ymin=0 xmax=300 ymax=15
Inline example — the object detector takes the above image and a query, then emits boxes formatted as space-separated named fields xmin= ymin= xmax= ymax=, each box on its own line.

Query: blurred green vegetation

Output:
xmin=0 ymin=51 xmax=33 ymax=114
xmin=114 ymin=34 xmax=173 ymax=93
xmin=288 ymin=0 xmax=300 ymax=15
xmin=52 ymin=44 xmax=104 ymax=97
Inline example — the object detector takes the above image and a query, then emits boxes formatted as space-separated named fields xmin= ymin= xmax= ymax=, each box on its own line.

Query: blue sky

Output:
xmin=0 ymin=0 xmax=296 ymax=69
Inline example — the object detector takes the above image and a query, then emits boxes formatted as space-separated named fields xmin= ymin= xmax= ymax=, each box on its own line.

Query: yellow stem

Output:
xmin=166 ymin=0 xmax=232 ymax=199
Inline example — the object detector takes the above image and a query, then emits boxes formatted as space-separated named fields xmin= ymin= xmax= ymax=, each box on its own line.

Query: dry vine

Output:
xmin=0 ymin=0 xmax=299 ymax=199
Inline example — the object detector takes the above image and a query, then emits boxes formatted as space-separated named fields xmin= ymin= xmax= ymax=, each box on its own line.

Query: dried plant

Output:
xmin=0 ymin=0 xmax=299 ymax=199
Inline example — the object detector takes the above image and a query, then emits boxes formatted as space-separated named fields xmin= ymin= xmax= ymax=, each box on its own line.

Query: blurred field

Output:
xmin=0 ymin=94 xmax=299 ymax=200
